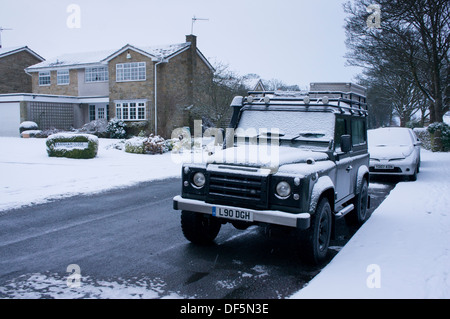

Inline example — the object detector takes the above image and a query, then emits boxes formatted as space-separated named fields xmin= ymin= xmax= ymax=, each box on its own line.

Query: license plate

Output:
xmin=375 ymin=164 xmax=394 ymax=169
xmin=212 ymin=206 xmax=253 ymax=222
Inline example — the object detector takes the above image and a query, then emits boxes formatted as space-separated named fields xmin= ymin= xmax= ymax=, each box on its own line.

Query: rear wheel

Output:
xmin=181 ymin=211 xmax=221 ymax=245
xmin=299 ymin=198 xmax=332 ymax=265
xmin=346 ymin=179 xmax=369 ymax=225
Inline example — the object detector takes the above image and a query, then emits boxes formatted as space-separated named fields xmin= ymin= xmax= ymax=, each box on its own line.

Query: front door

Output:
xmin=89 ymin=104 xmax=109 ymax=121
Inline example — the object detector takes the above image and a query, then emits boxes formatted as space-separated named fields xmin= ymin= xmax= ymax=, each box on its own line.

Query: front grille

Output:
xmin=206 ymin=172 xmax=268 ymax=209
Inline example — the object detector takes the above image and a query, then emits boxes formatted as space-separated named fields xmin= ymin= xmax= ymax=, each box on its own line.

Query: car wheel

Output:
xmin=299 ymin=198 xmax=332 ymax=265
xmin=346 ymin=179 xmax=369 ymax=225
xmin=181 ymin=211 xmax=221 ymax=245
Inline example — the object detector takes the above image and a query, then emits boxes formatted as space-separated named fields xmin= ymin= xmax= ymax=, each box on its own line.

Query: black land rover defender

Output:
xmin=173 ymin=84 xmax=370 ymax=264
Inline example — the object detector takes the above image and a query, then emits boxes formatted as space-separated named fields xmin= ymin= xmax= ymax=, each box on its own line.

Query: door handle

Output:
xmin=346 ymin=165 xmax=353 ymax=172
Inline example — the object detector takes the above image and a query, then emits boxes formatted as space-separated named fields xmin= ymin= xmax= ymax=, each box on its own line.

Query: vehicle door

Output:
xmin=349 ymin=117 xmax=369 ymax=192
xmin=334 ymin=117 xmax=353 ymax=202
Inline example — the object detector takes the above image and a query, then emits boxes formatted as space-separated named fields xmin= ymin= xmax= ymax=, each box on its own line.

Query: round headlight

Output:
xmin=276 ymin=181 xmax=291 ymax=198
xmin=192 ymin=172 xmax=206 ymax=188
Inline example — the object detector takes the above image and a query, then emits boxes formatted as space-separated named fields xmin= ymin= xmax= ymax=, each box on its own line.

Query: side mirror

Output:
xmin=340 ymin=135 xmax=352 ymax=153
xmin=415 ymin=138 xmax=422 ymax=146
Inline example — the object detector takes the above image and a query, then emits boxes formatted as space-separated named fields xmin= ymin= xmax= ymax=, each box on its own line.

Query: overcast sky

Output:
xmin=0 ymin=0 xmax=362 ymax=89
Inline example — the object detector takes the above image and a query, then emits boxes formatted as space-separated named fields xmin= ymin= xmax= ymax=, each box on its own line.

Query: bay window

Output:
xmin=115 ymin=100 xmax=146 ymax=121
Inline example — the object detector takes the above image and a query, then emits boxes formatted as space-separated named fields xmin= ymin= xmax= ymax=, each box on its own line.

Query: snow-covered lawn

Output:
xmin=291 ymin=150 xmax=450 ymax=299
xmin=0 ymin=137 xmax=182 ymax=212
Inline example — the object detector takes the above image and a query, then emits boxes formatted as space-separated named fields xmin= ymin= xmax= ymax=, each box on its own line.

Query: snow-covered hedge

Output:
xmin=124 ymin=134 xmax=171 ymax=155
xmin=124 ymin=136 xmax=147 ymax=154
xmin=46 ymin=133 xmax=99 ymax=159
xmin=19 ymin=121 xmax=38 ymax=134
xmin=144 ymin=135 xmax=170 ymax=154
xmin=413 ymin=128 xmax=432 ymax=150
xmin=78 ymin=119 xmax=109 ymax=137
xmin=21 ymin=130 xmax=42 ymax=138
xmin=427 ymin=122 xmax=450 ymax=152
xmin=106 ymin=118 xmax=127 ymax=139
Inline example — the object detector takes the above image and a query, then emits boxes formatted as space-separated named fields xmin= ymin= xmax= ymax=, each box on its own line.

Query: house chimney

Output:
xmin=186 ymin=34 xmax=197 ymax=52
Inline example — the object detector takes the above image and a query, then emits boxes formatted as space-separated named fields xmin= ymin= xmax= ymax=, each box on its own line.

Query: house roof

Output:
xmin=26 ymin=48 xmax=117 ymax=71
xmin=0 ymin=46 xmax=45 ymax=62
xmin=103 ymin=42 xmax=191 ymax=62
xmin=26 ymin=41 xmax=213 ymax=72
xmin=242 ymin=76 xmax=266 ymax=91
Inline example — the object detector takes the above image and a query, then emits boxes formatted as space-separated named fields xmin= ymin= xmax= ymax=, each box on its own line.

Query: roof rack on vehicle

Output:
xmin=245 ymin=90 xmax=368 ymax=116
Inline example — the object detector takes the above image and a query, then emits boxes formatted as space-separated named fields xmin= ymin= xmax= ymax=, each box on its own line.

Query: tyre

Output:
xmin=299 ymin=198 xmax=332 ymax=265
xmin=181 ymin=211 xmax=221 ymax=245
xmin=346 ymin=179 xmax=369 ymax=225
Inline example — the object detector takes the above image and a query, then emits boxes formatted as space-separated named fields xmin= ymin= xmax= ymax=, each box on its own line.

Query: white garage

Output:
xmin=0 ymin=101 xmax=20 ymax=137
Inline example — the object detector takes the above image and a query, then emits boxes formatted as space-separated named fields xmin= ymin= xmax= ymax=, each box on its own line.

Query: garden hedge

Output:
xmin=46 ymin=133 xmax=99 ymax=159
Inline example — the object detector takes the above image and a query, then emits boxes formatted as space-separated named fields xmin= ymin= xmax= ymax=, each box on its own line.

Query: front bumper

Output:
xmin=173 ymin=195 xmax=310 ymax=229
xmin=369 ymin=159 xmax=416 ymax=176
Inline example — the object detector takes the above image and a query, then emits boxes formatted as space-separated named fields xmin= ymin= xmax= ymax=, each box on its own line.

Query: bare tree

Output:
xmin=188 ymin=62 xmax=242 ymax=129
xmin=344 ymin=0 xmax=449 ymax=149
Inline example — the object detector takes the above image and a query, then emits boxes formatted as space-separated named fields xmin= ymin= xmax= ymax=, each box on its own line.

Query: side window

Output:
xmin=335 ymin=117 xmax=348 ymax=152
xmin=351 ymin=119 xmax=366 ymax=146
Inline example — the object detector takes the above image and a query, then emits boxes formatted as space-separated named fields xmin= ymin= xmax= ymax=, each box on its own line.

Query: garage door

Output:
xmin=0 ymin=102 xmax=20 ymax=137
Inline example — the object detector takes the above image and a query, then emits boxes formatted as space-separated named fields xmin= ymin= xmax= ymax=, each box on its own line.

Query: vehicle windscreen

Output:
xmin=368 ymin=129 xmax=413 ymax=146
xmin=235 ymin=109 xmax=335 ymax=149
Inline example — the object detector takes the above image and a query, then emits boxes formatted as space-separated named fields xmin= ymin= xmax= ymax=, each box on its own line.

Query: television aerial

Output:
xmin=0 ymin=26 xmax=13 ymax=48
xmin=191 ymin=16 xmax=209 ymax=35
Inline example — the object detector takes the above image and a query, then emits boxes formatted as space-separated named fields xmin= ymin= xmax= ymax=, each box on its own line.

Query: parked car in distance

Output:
xmin=368 ymin=127 xmax=421 ymax=181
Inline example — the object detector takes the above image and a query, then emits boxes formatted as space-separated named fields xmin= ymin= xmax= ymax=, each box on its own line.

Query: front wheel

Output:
xmin=346 ymin=179 xmax=369 ymax=225
xmin=181 ymin=211 xmax=221 ymax=245
xmin=299 ymin=198 xmax=332 ymax=265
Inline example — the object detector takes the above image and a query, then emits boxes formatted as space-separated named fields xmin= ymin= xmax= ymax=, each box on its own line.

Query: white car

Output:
xmin=368 ymin=127 xmax=421 ymax=181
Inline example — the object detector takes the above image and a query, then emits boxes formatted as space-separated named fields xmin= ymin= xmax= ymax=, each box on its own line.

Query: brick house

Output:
xmin=20 ymin=35 xmax=214 ymax=138
xmin=0 ymin=46 xmax=45 ymax=94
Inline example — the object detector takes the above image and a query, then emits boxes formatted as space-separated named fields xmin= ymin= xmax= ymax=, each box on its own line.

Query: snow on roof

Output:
xmin=27 ymin=42 xmax=191 ymax=71
xmin=243 ymin=78 xmax=262 ymax=90
xmin=129 ymin=42 xmax=190 ymax=60
xmin=27 ymin=49 xmax=116 ymax=70
xmin=0 ymin=46 xmax=45 ymax=61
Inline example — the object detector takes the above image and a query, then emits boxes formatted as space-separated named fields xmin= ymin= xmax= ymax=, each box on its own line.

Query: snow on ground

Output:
xmin=0 ymin=272 xmax=186 ymax=299
xmin=291 ymin=149 xmax=450 ymax=299
xmin=0 ymin=137 xmax=182 ymax=212
xmin=1 ymin=137 xmax=449 ymax=298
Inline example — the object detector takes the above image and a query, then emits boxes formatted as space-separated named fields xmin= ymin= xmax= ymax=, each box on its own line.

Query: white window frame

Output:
xmin=115 ymin=100 xmax=146 ymax=121
xmin=57 ymin=69 xmax=70 ymax=85
xmin=38 ymin=71 xmax=51 ymax=86
xmin=89 ymin=104 xmax=109 ymax=121
xmin=85 ymin=67 xmax=109 ymax=83
xmin=116 ymin=62 xmax=146 ymax=82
